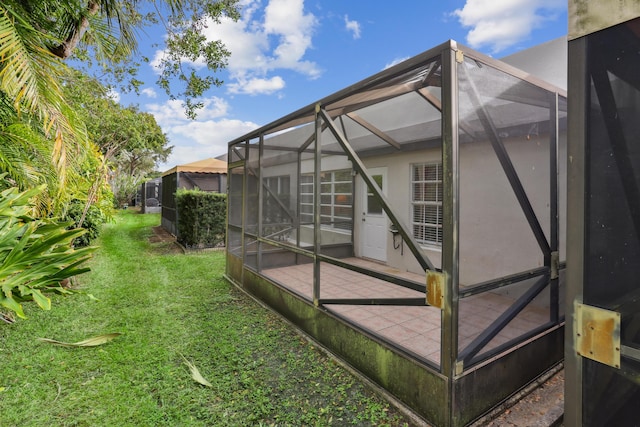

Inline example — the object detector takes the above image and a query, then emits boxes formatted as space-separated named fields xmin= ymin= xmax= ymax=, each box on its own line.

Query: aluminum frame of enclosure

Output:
xmin=566 ymin=5 xmax=640 ymax=426
xmin=226 ymin=40 xmax=566 ymax=426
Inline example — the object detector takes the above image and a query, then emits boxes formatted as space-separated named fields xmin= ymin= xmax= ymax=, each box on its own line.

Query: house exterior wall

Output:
xmin=350 ymin=131 xmax=566 ymax=286
xmin=356 ymin=149 xmax=443 ymax=273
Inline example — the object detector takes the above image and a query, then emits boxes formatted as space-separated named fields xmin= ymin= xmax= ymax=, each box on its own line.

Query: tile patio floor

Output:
xmin=262 ymin=258 xmax=549 ymax=366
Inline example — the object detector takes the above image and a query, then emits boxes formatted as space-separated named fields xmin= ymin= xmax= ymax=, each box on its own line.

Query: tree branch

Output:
xmin=50 ymin=1 xmax=100 ymax=59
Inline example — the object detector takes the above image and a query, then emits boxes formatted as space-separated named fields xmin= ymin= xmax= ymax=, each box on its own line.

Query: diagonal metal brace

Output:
xmin=318 ymin=106 xmax=436 ymax=272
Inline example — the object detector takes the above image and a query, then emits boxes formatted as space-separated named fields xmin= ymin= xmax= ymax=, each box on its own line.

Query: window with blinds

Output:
xmin=411 ymin=163 xmax=443 ymax=245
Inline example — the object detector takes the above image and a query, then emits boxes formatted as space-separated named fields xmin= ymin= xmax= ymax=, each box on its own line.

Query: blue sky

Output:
xmin=114 ymin=0 xmax=568 ymax=171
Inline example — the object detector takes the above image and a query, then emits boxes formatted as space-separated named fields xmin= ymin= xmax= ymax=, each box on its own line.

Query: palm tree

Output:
xmin=0 ymin=4 xmax=86 ymax=213
xmin=0 ymin=0 xmax=239 ymax=215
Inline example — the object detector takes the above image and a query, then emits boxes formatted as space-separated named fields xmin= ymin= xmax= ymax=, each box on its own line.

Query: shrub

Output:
xmin=0 ymin=185 xmax=95 ymax=319
xmin=62 ymin=200 xmax=107 ymax=247
xmin=175 ymin=189 xmax=226 ymax=249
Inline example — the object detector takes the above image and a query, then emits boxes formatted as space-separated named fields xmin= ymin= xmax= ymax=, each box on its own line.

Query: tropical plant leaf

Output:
xmin=27 ymin=289 xmax=50 ymax=310
xmin=181 ymin=355 xmax=213 ymax=388
xmin=0 ymin=183 xmax=96 ymax=319
xmin=37 ymin=333 xmax=121 ymax=347
xmin=0 ymin=295 xmax=25 ymax=319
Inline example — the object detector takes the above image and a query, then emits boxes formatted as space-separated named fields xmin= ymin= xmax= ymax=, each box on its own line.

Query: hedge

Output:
xmin=175 ymin=189 xmax=226 ymax=249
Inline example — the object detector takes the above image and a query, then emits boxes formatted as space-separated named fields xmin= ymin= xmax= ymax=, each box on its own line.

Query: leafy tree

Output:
xmin=62 ymin=71 xmax=171 ymax=208
xmin=0 ymin=5 xmax=97 ymax=215
xmin=0 ymin=0 xmax=239 ymax=207
xmin=62 ymin=72 xmax=170 ymax=163
xmin=9 ymin=0 xmax=241 ymax=117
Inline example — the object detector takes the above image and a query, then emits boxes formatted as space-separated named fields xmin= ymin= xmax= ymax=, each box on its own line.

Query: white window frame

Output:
xmin=411 ymin=162 xmax=443 ymax=246
xmin=300 ymin=169 xmax=353 ymax=232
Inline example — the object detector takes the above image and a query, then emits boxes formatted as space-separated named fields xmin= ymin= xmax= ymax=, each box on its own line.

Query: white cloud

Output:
xmin=344 ymin=15 xmax=361 ymax=39
xmin=157 ymin=118 xmax=259 ymax=170
xmin=452 ymin=0 xmax=565 ymax=53
xmin=141 ymin=87 xmax=157 ymax=98
xmin=146 ymin=97 xmax=230 ymax=128
xmin=200 ymin=6 xmax=270 ymax=73
xmin=146 ymin=97 xmax=259 ymax=171
xmin=263 ymin=0 xmax=318 ymax=72
xmin=384 ymin=56 xmax=410 ymax=70
xmin=107 ymin=89 xmax=120 ymax=103
xmin=198 ymin=0 xmax=321 ymax=95
xmin=228 ymin=75 xmax=285 ymax=95
xmin=170 ymin=118 xmax=259 ymax=147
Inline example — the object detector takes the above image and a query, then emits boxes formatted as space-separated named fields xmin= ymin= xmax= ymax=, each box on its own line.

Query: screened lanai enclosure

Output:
xmin=226 ymin=40 xmax=566 ymax=426
xmin=161 ymin=158 xmax=227 ymax=236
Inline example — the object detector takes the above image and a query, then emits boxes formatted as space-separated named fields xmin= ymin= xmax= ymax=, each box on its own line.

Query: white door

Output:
xmin=360 ymin=168 xmax=387 ymax=262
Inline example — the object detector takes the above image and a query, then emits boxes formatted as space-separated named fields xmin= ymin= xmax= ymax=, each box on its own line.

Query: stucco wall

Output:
xmin=256 ymin=129 xmax=566 ymax=293
xmin=355 ymin=131 xmax=566 ymax=288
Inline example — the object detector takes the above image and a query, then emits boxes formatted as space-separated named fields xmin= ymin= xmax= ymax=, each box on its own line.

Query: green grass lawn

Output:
xmin=0 ymin=210 xmax=413 ymax=426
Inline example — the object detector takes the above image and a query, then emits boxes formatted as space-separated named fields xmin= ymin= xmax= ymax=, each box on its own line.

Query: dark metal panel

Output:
xmin=453 ymin=326 xmax=564 ymax=426
xmin=591 ymin=58 xmax=640 ymax=244
xmin=161 ymin=172 xmax=178 ymax=235
xmin=577 ymin=21 xmax=640 ymax=425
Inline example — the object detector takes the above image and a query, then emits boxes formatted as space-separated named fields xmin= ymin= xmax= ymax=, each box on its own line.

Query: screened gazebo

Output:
xmin=225 ymin=40 xmax=566 ymax=426
xmin=161 ymin=157 xmax=227 ymax=236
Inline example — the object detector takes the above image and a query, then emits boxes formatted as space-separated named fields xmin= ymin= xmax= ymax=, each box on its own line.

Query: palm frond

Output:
xmin=0 ymin=5 xmax=91 ymax=191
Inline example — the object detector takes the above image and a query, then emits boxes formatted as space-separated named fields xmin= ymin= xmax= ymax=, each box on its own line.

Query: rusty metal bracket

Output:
xmin=574 ymin=302 xmax=621 ymax=368
xmin=427 ymin=271 xmax=446 ymax=309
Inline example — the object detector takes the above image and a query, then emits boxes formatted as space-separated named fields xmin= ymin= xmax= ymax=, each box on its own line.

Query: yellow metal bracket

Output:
xmin=455 ymin=50 xmax=464 ymax=64
xmin=574 ymin=302 xmax=621 ymax=368
xmin=427 ymin=271 xmax=446 ymax=310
